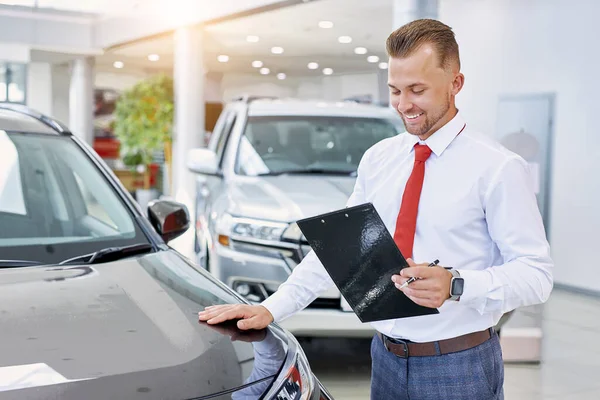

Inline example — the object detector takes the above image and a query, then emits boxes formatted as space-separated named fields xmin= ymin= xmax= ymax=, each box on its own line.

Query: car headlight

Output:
xmin=271 ymin=338 xmax=315 ymax=400
xmin=281 ymin=222 xmax=304 ymax=242
xmin=218 ymin=213 xmax=288 ymax=243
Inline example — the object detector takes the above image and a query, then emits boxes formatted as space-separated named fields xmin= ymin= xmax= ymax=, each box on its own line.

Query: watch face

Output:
xmin=452 ymin=278 xmax=465 ymax=296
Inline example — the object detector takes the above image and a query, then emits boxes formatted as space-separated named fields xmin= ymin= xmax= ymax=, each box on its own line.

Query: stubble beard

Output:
xmin=402 ymin=99 xmax=451 ymax=137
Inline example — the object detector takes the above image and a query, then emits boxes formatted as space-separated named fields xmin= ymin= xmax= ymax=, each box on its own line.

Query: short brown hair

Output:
xmin=386 ymin=19 xmax=460 ymax=70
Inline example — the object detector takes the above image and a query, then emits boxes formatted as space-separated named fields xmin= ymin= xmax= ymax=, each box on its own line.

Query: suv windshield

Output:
xmin=235 ymin=116 xmax=402 ymax=176
xmin=0 ymin=131 xmax=149 ymax=265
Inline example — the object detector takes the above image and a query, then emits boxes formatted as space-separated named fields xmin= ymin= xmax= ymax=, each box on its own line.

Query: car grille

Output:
xmin=234 ymin=236 xmax=342 ymax=310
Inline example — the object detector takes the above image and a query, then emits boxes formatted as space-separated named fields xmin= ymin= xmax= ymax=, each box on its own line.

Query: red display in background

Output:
xmin=93 ymin=137 xmax=160 ymax=189
xmin=94 ymin=137 xmax=120 ymax=159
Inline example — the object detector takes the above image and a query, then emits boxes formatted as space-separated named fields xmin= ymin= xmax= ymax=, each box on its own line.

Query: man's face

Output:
xmin=388 ymin=44 xmax=463 ymax=139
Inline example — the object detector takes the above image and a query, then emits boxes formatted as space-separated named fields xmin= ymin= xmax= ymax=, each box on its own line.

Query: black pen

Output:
xmin=398 ymin=259 xmax=440 ymax=289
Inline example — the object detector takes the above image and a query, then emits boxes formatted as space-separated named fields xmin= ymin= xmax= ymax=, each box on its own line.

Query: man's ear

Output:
xmin=452 ymin=72 xmax=465 ymax=96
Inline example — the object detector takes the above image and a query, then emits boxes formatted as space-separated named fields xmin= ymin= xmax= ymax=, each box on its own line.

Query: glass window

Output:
xmin=0 ymin=131 xmax=149 ymax=264
xmin=0 ymin=130 xmax=26 ymax=215
xmin=235 ymin=116 xmax=402 ymax=176
xmin=0 ymin=63 xmax=27 ymax=104
xmin=73 ymin=172 xmax=119 ymax=230
xmin=215 ymin=112 xmax=237 ymax=167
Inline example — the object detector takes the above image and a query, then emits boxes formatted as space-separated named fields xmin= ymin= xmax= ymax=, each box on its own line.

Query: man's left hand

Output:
xmin=391 ymin=259 xmax=453 ymax=308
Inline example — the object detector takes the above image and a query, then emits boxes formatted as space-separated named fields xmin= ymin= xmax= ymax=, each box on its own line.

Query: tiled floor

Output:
xmin=302 ymin=289 xmax=600 ymax=399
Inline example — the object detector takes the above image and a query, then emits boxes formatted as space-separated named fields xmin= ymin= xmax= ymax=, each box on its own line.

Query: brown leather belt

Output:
xmin=377 ymin=328 xmax=492 ymax=358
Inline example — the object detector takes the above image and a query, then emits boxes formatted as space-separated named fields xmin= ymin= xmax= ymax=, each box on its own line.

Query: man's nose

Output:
xmin=395 ymin=94 xmax=413 ymax=114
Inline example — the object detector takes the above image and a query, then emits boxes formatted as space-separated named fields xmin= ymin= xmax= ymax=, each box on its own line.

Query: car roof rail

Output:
xmin=0 ymin=102 xmax=71 ymax=135
xmin=230 ymin=95 xmax=278 ymax=104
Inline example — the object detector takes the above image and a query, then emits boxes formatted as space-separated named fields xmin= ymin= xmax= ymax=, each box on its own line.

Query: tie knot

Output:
xmin=414 ymin=144 xmax=432 ymax=162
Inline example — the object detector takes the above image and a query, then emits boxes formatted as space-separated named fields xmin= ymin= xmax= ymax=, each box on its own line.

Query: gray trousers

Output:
xmin=370 ymin=331 xmax=504 ymax=399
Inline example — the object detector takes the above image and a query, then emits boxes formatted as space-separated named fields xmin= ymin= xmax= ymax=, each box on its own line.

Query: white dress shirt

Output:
xmin=262 ymin=112 xmax=553 ymax=343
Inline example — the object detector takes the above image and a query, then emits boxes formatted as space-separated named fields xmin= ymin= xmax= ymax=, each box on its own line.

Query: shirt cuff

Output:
xmin=456 ymin=269 xmax=493 ymax=312
xmin=261 ymin=290 xmax=296 ymax=323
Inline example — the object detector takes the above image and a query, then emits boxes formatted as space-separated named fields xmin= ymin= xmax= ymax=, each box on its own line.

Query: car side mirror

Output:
xmin=187 ymin=148 xmax=221 ymax=176
xmin=147 ymin=200 xmax=190 ymax=243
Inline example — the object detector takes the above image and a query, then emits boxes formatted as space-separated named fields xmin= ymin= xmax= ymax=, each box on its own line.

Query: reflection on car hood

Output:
xmin=0 ymin=251 xmax=288 ymax=399
xmin=229 ymin=175 xmax=356 ymax=221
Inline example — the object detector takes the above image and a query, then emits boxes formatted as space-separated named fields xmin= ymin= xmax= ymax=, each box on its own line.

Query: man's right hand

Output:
xmin=198 ymin=304 xmax=274 ymax=330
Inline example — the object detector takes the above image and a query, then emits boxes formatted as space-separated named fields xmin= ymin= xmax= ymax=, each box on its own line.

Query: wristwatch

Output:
xmin=449 ymin=269 xmax=464 ymax=301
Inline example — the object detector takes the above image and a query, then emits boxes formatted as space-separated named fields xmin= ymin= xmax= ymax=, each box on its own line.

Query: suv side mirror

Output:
xmin=148 ymin=200 xmax=190 ymax=243
xmin=187 ymin=148 xmax=220 ymax=176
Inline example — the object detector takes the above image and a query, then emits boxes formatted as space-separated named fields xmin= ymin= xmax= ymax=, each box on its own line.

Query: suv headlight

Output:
xmin=217 ymin=213 xmax=288 ymax=243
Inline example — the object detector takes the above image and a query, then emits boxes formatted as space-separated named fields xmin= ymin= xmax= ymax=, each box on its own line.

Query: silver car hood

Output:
xmin=228 ymin=175 xmax=356 ymax=222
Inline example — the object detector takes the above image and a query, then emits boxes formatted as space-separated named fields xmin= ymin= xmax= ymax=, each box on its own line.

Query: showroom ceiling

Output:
xmin=0 ymin=0 xmax=185 ymax=17
xmin=99 ymin=0 xmax=396 ymax=78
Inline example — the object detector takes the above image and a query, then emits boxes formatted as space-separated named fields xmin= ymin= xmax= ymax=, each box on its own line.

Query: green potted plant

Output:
xmin=113 ymin=73 xmax=174 ymax=209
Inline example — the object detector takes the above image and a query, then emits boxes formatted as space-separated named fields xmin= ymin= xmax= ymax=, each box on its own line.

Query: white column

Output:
xmin=169 ymin=25 xmax=205 ymax=260
xmin=172 ymin=25 xmax=205 ymax=204
xmin=69 ymin=57 xmax=94 ymax=144
xmin=51 ymin=64 xmax=71 ymax=125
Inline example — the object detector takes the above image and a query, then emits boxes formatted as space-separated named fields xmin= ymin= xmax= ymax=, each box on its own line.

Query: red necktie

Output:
xmin=393 ymin=144 xmax=432 ymax=259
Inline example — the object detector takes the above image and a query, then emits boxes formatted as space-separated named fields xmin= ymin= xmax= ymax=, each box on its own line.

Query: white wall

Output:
xmin=95 ymin=71 xmax=150 ymax=91
xmin=221 ymin=72 xmax=382 ymax=102
xmin=439 ymin=0 xmax=600 ymax=291
xmin=205 ymin=72 xmax=223 ymax=103
xmin=0 ymin=43 xmax=30 ymax=63
xmin=326 ymin=73 xmax=380 ymax=102
xmin=221 ymin=73 xmax=297 ymax=100
xmin=26 ymin=62 xmax=53 ymax=115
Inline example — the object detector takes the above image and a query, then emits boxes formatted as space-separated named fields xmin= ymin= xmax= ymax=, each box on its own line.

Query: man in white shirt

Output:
xmin=199 ymin=19 xmax=553 ymax=399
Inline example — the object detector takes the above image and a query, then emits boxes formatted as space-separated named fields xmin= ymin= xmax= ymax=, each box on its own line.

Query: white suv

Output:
xmin=187 ymin=96 xmax=404 ymax=337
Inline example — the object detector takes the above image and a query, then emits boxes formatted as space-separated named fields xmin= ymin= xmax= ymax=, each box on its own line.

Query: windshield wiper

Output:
xmin=58 ymin=243 xmax=154 ymax=266
xmin=0 ymin=260 xmax=45 ymax=268
xmin=257 ymin=168 xmax=356 ymax=177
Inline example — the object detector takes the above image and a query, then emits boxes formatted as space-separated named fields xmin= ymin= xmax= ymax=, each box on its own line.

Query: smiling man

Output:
xmin=199 ymin=19 xmax=553 ymax=400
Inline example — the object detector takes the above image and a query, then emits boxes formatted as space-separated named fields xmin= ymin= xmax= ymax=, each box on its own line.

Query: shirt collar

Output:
xmin=407 ymin=112 xmax=466 ymax=157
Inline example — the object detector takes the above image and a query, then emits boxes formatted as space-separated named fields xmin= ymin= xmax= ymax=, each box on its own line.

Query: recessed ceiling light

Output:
xmin=271 ymin=47 xmax=284 ymax=54
xmin=252 ymin=60 xmax=263 ymax=68
xmin=260 ymin=67 xmax=270 ymax=75
xmin=338 ymin=36 xmax=352 ymax=44
xmin=354 ymin=47 xmax=367 ymax=55
xmin=218 ymin=55 xmax=229 ymax=63
xmin=379 ymin=62 xmax=389 ymax=69
xmin=147 ymin=54 xmax=160 ymax=62
xmin=318 ymin=20 xmax=333 ymax=29
xmin=246 ymin=35 xmax=260 ymax=43
xmin=323 ymin=68 xmax=333 ymax=75
xmin=277 ymin=73 xmax=287 ymax=80
xmin=367 ymin=55 xmax=380 ymax=63
xmin=113 ymin=61 xmax=124 ymax=69
xmin=307 ymin=62 xmax=319 ymax=70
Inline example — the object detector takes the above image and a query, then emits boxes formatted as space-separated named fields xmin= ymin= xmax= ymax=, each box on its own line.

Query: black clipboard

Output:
xmin=296 ymin=203 xmax=439 ymax=322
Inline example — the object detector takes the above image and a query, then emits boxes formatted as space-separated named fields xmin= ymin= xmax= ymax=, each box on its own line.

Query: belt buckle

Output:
xmin=384 ymin=336 xmax=409 ymax=358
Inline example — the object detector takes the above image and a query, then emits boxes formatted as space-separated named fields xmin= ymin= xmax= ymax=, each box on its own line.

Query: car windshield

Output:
xmin=235 ymin=115 xmax=403 ymax=176
xmin=0 ymin=131 xmax=149 ymax=265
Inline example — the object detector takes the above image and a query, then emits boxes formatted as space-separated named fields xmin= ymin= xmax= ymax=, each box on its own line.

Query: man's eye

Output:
xmin=413 ymin=89 xmax=425 ymax=94
xmin=391 ymin=90 xmax=400 ymax=95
